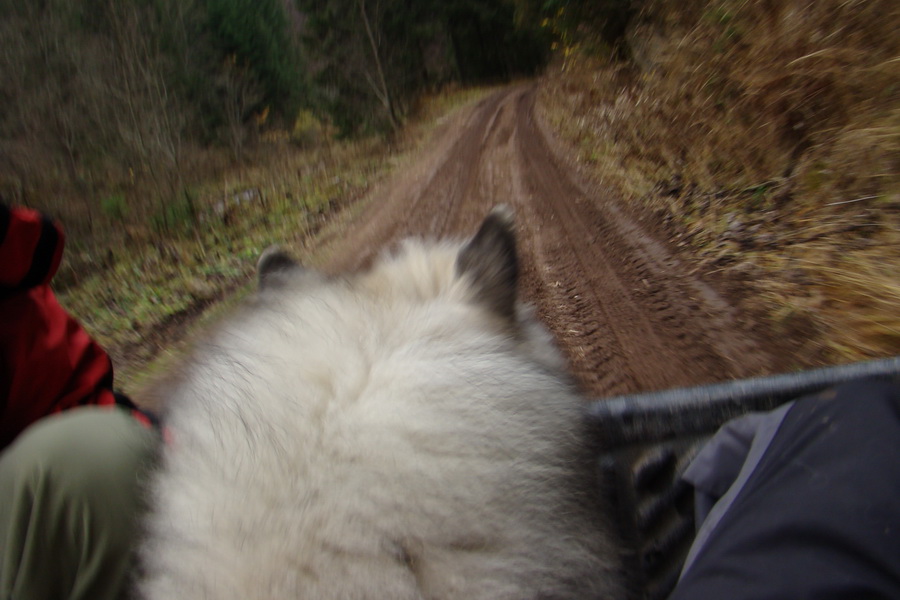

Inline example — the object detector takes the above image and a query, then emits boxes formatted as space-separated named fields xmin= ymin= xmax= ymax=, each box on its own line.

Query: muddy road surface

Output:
xmin=320 ymin=86 xmax=776 ymax=398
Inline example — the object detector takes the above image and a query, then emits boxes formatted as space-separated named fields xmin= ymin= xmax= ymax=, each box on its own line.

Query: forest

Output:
xmin=0 ymin=0 xmax=548 ymax=228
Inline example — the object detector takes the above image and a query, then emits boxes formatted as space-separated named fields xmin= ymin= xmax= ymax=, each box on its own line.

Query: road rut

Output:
xmin=323 ymin=86 xmax=775 ymax=397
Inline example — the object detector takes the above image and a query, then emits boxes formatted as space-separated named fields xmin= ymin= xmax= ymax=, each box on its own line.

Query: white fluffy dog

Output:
xmin=138 ymin=207 xmax=621 ymax=599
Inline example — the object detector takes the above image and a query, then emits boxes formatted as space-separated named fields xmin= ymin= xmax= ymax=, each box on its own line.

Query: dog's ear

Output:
xmin=257 ymin=245 xmax=301 ymax=290
xmin=456 ymin=205 xmax=518 ymax=319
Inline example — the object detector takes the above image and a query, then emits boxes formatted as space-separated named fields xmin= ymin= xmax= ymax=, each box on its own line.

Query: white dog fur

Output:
xmin=138 ymin=207 xmax=621 ymax=599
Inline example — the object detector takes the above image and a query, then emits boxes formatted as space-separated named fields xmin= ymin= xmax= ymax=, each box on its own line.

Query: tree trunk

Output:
xmin=359 ymin=0 xmax=400 ymax=131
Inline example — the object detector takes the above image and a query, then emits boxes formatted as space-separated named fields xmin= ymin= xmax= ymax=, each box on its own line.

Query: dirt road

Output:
xmin=320 ymin=86 xmax=776 ymax=398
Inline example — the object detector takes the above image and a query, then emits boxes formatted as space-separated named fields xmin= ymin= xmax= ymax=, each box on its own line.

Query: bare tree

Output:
xmin=216 ymin=54 xmax=264 ymax=163
xmin=359 ymin=0 xmax=400 ymax=131
xmin=104 ymin=0 xmax=194 ymax=228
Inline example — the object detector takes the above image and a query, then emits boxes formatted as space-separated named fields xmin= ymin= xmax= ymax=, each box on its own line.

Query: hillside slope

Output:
xmin=538 ymin=0 xmax=899 ymax=362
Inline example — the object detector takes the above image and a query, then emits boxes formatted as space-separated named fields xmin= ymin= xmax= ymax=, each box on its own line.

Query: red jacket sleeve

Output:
xmin=1 ymin=205 xmax=117 ymax=449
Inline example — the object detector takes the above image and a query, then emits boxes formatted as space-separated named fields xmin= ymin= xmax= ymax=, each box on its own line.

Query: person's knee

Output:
xmin=4 ymin=407 xmax=158 ymax=502
xmin=0 ymin=407 xmax=159 ymax=600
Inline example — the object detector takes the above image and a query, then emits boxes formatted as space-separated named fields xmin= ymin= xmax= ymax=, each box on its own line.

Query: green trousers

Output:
xmin=0 ymin=408 xmax=159 ymax=600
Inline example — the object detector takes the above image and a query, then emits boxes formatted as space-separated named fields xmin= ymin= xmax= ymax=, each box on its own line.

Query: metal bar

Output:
xmin=586 ymin=356 xmax=900 ymax=448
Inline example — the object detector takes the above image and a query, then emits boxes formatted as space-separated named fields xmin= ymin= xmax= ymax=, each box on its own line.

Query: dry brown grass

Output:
xmin=540 ymin=0 xmax=900 ymax=362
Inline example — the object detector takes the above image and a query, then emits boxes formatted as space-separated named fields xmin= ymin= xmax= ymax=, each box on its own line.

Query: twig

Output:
xmin=825 ymin=195 xmax=878 ymax=206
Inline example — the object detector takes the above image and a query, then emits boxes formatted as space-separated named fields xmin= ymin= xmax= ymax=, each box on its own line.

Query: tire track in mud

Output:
xmin=324 ymin=86 xmax=775 ymax=397
xmin=326 ymin=92 xmax=510 ymax=272
xmin=513 ymin=89 xmax=771 ymax=394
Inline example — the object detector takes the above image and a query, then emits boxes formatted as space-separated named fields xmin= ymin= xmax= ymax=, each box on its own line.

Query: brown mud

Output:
xmin=319 ymin=86 xmax=779 ymax=398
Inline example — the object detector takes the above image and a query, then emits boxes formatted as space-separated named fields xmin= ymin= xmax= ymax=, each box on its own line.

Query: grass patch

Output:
xmin=47 ymin=86 xmax=493 ymax=393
